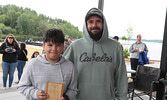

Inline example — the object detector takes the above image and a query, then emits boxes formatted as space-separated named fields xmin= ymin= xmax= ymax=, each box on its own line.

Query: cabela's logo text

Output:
xmin=80 ymin=52 xmax=112 ymax=62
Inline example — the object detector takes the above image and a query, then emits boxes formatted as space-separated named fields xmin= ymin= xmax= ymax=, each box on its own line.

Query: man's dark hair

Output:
xmin=113 ymin=36 xmax=119 ymax=40
xmin=43 ymin=28 xmax=65 ymax=44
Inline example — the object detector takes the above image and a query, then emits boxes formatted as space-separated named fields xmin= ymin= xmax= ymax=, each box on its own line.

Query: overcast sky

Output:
xmin=0 ymin=0 xmax=167 ymax=40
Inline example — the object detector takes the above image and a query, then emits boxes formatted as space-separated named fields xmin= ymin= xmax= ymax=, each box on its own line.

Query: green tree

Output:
xmin=0 ymin=29 xmax=2 ymax=35
xmin=36 ymin=20 xmax=48 ymax=36
xmin=126 ymin=26 xmax=133 ymax=40
xmin=5 ymin=11 xmax=21 ymax=28
xmin=16 ymin=13 xmax=38 ymax=36
xmin=1 ymin=26 xmax=16 ymax=34
xmin=0 ymin=4 xmax=83 ymax=40
xmin=121 ymin=36 xmax=128 ymax=41
xmin=121 ymin=26 xmax=133 ymax=58
xmin=55 ymin=19 xmax=82 ymax=38
xmin=0 ymin=14 xmax=6 ymax=23
xmin=122 ymin=26 xmax=133 ymax=41
xmin=16 ymin=14 xmax=28 ymax=34
xmin=123 ymin=49 xmax=130 ymax=58
xmin=0 ymin=23 xmax=4 ymax=35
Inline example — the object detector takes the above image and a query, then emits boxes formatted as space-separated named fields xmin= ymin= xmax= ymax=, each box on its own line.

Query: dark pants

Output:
xmin=130 ymin=58 xmax=139 ymax=77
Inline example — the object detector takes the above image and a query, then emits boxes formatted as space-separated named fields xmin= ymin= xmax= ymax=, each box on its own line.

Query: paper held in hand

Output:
xmin=45 ymin=82 xmax=64 ymax=100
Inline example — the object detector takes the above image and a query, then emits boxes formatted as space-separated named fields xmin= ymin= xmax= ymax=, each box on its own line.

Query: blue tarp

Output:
xmin=138 ymin=51 xmax=150 ymax=66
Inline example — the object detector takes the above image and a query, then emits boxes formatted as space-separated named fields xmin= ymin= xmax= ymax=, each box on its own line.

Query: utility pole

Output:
xmin=98 ymin=0 xmax=104 ymax=12
xmin=156 ymin=8 xmax=167 ymax=100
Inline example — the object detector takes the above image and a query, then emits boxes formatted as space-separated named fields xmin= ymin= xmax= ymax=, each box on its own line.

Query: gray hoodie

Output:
xmin=17 ymin=54 xmax=77 ymax=100
xmin=129 ymin=42 xmax=148 ymax=59
xmin=63 ymin=8 xmax=128 ymax=100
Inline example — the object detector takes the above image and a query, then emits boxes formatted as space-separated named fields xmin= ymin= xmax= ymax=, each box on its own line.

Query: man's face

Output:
xmin=43 ymin=41 xmax=64 ymax=63
xmin=137 ymin=35 xmax=142 ymax=41
xmin=86 ymin=15 xmax=103 ymax=35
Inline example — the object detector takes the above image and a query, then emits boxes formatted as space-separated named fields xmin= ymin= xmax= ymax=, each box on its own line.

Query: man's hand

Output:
xmin=134 ymin=48 xmax=137 ymax=52
xmin=139 ymin=48 xmax=143 ymax=53
xmin=37 ymin=90 xmax=48 ymax=100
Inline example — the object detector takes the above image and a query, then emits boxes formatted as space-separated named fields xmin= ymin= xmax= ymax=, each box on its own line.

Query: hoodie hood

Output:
xmin=83 ymin=8 xmax=109 ymax=43
xmin=37 ymin=54 xmax=66 ymax=64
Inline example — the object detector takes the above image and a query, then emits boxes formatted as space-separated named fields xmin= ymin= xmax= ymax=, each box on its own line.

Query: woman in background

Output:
xmin=31 ymin=51 xmax=39 ymax=59
xmin=0 ymin=34 xmax=20 ymax=89
xmin=15 ymin=43 xmax=28 ymax=84
xmin=29 ymin=51 xmax=39 ymax=62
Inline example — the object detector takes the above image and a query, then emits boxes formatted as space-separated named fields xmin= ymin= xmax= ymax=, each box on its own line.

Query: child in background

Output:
xmin=29 ymin=51 xmax=39 ymax=62
xmin=17 ymin=28 xmax=77 ymax=100
xmin=31 ymin=51 xmax=39 ymax=58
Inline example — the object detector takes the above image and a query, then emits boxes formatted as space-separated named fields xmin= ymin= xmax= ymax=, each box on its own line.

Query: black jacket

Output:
xmin=17 ymin=49 xmax=28 ymax=61
xmin=0 ymin=42 xmax=20 ymax=63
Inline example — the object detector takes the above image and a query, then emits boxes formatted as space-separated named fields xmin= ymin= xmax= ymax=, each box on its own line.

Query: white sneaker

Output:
xmin=3 ymin=87 xmax=6 ymax=90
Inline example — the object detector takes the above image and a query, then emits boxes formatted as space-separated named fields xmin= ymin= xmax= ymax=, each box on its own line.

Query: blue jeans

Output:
xmin=2 ymin=61 xmax=17 ymax=87
xmin=16 ymin=60 xmax=26 ymax=80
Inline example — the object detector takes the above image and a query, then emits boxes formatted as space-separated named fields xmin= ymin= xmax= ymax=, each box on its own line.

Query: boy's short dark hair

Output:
xmin=43 ymin=28 xmax=65 ymax=44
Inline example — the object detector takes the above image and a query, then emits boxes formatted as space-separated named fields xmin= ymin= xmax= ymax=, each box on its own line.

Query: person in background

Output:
xmin=17 ymin=28 xmax=77 ymax=100
xmin=63 ymin=8 xmax=127 ymax=100
xmin=113 ymin=36 xmax=123 ymax=50
xmin=29 ymin=51 xmax=40 ymax=62
xmin=129 ymin=34 xmax=148 ymax=77
xmin=15 ymin=43 xmax=28 ymax=84
xmin=113 ymin=36 xmax=119 ymax=42
xmin=31 ymin=51 xmax=39 ymax=59
xmin=0 ymin=34 xmax=20 ymax=89
xmin=68 ymin=38 xmax=72 ymax=44
xmin=62 ymin=38 xmax=70 ymax=54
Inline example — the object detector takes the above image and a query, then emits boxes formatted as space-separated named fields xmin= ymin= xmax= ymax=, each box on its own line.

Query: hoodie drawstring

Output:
xmin=91 ymin=40 xmax=95 ymax=65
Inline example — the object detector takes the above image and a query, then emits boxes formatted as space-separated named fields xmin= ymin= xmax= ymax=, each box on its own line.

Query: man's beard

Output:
xmin=88 ymin=30 xmax=103 ymax=41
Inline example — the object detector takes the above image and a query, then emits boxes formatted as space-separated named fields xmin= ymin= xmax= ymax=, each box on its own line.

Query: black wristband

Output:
xmin=63 ymin=94 xmax=70 ymax=100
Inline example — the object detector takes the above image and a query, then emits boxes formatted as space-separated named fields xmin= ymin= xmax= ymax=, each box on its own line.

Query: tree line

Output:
xmin=0 ymin=4 xmax=83 ymax=41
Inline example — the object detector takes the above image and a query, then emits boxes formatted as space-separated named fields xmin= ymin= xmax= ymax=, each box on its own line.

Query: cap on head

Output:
xmin=113 ymin=36 xmax=119 ymax=40
xmin=85 ymin=8 xmax=103 ymax=21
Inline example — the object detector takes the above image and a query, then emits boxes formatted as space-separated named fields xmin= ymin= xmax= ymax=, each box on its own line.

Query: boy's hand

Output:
xmin=37 ymin=90 xmax=48 ymax=99
xmin=60 ymin=97 xmax=65 ymax=100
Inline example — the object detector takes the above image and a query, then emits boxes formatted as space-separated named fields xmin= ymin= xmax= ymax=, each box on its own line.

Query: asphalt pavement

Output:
xmin=0 ymin=71 xmax=26 ymax=100
xmin=0 ymin=69 xmax=152 ymax=100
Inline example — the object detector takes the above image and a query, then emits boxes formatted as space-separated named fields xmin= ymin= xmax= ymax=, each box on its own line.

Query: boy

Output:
xmin=17 ymin=28 xmax=77 ymax=100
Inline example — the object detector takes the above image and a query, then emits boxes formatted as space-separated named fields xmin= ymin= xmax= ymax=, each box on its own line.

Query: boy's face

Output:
xmin=43 ymin=41 xmax=64 ymax=63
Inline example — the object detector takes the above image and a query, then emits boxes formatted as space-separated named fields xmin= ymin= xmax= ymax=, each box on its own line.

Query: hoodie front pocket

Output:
xmin=78 ymin=82 xmax=113 ymax=100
